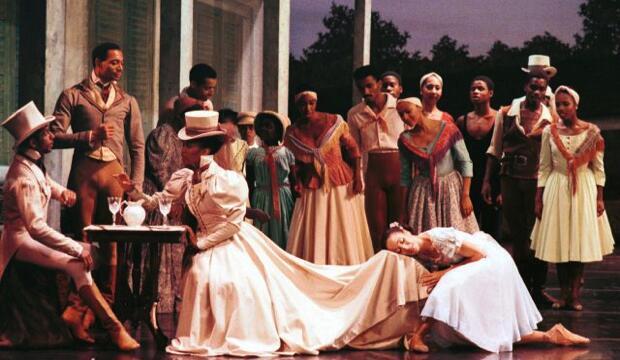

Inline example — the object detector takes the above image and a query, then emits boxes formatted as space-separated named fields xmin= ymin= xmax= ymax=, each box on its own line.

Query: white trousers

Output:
xmin=14 ymin=238 xmax=94 ymax=289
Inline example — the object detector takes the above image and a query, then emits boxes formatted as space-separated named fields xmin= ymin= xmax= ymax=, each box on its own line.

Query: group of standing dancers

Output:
xmin=0 ymin=42 xmax=613 ymax=356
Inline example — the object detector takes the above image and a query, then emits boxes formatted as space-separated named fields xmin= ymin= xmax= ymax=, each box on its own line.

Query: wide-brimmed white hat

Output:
xmin=521 ymin=55 xmax=557 ymax=78
xmin=178 ymin=110 xmax=227 ymax=141
xmin=1 ymin=101 xmax=54 ymax=146
xmin=237 ymin=111 xmax=257 ymax=126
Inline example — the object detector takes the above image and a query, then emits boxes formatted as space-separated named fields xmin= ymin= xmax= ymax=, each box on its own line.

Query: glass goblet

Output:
xmin=107 ymin=196 xmax=122 ymax=226
xmin=159 ymin=198 xmax=172 ymax=227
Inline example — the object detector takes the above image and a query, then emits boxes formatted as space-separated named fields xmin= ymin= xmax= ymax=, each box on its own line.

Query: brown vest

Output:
xmin=499 ymin=114 xmax=542 ymax=179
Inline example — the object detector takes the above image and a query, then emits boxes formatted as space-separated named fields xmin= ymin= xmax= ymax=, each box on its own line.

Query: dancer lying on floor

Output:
xmin=114 ymin=109 xmax=430 ymax=357
xmin=384 ymin=224 xmax=590 ymax=353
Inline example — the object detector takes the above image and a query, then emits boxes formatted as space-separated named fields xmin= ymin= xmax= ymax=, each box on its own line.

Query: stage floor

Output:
xmin=1 ymin=246 xmax=618 ymax=360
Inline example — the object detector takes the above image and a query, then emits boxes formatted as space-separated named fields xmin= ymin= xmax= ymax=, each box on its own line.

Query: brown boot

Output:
xmin=82 ymin=308 xmax=96 ymax=332
xmin=61 ymin=305 xmax=95 ymax=344
xmin=78 ymin=284 xmax=140 ymax=351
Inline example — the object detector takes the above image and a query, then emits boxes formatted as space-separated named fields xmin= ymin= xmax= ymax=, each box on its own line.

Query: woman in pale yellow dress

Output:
xmin=531 ymin=86 xmax=614 ymax=311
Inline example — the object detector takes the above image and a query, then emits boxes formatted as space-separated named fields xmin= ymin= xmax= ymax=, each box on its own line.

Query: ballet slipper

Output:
xmin=545 ymin=324 xmax=590 ymax=346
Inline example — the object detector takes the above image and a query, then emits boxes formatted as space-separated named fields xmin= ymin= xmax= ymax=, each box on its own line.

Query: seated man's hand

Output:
xmin=61 ymin=189 xmax=77 ymax=207
xmin=78 ymin=247 xmax=94 ymax=271
xmin=113 ymin=173 xmax=134 ymax=192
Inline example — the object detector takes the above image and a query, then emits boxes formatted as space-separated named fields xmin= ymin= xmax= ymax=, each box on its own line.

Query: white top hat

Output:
xmin=237 ymin=111 xmax=257 ymax=126
xmin=521 ymin=54 xmax=557 ymax=78
xmin=178 ymin=110 xmax=226 ymax=141
xmin=1 ymin=101 xmax=54 ymax=146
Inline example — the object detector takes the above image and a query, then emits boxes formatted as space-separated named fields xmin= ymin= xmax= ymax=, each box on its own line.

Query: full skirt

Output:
xmin=422 ymin=231 xmax=542 ymax=353
xmin=531 ymin=169 xmax=615 ymax=263
xmin=166 ymin=222 xmax=429 ymax=357
xmin=287 ymin=184 xmax=374 ymax=265
xmin=406 ymin=171 xmax=479 ymax=235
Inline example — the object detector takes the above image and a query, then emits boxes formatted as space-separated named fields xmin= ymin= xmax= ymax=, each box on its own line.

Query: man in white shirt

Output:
xmin=347 ymin=65 xmax=406 ymax=252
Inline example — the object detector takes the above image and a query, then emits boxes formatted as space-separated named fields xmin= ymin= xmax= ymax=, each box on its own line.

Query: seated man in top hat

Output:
xmin=0 ymin=102 xmax=139 ymax=351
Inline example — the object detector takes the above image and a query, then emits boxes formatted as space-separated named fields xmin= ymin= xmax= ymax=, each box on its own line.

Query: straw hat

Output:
xmin=237 ymin=111 xmax=257 ymax=126
xmin=521 ymin=55 xmax=557 ymax=78
xmin=177 ymin=110 xmax=227 ymax=141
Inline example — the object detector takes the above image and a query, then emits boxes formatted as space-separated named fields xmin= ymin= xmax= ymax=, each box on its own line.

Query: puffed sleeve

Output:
xmin=537 ymin=127 xmax=553 ymax=187
xmin=338 ymin=116 xmax=362 ymax=159
xmin=346 ymin=111 xmax=362 ymax=156
xmin=128 ymin=168 xmax=193 ymax=211
xmin=13 ymin=178 xmax=83 ymax=257
xmin=591 ymin=148 xmax=606 ymax=187
xmin=195 ymin=168 xmax=248 ymax=250
xmin=451 ymin=139 xmax=474 ymax=178
xmin=426 ymin=227 xmax=464 ymax=260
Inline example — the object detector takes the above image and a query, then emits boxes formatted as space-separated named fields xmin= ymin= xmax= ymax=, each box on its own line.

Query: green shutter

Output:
xmin=92 ymin=0 xmax=155 ymax=134
xmin=193 ymin=3 xmax=243 ymax=111
xmin=0 ymin=0 xmax=19 ymax=165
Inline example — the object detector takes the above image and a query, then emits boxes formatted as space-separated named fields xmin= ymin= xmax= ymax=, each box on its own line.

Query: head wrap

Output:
xmin=294 ymin=91 xmax=318 ymax=104
xmin=397 ymin=97 xmax=422 ymax=108
xmin=555 ymin=85 xmax=580 ymax=107
xmin=420 ymin=72 xmax=443 ymax=88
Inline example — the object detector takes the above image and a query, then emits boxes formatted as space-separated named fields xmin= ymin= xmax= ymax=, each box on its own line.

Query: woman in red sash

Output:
xmin=531 ymin=86 xmax=614 ymax=311
xmin=397 ymin=98 xmax=478 ymax=234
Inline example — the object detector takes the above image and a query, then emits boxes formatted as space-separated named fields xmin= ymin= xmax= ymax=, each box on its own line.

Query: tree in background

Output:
xmin=290 ymin=3 xmax=413 ymax=117
xmin=291 ymin=0 xmax=620 ymax=119
xmin=575 ymin=0 xmax=620 ymax=56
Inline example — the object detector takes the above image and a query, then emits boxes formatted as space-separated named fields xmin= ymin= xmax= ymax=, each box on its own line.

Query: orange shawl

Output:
xmin=549 ymin=123 xmax=604 ymax=195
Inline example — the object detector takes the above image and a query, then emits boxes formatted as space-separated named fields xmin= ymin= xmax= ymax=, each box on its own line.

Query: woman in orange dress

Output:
xmin=284 ymin=87 xmax=373 ymax=265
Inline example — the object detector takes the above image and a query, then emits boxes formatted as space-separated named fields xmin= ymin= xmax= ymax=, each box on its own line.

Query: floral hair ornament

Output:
xmin=389 ymin=222 xmax=404 ymax=230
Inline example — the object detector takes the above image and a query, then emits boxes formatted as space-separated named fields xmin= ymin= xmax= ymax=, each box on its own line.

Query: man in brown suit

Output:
xmin=51 ymin=42 xmax=145 ymax=339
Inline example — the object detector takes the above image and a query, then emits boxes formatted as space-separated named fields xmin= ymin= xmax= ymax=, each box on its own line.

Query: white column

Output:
xmin=352 ymin=0 xmax=371 ymax=104
xmin=262 ymin=0 xmax=290 ymax=115
xmin=159 ymin=0 xmax=193 ymax=111
xmin=45 ymin=0 xmax=90 ymax=229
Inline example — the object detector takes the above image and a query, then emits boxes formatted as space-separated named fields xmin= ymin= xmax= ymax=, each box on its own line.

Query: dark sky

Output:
xmin=291 ymin=0 xmax=585 ymax=57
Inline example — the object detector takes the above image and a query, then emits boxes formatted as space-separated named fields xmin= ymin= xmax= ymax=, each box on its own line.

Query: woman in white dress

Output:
xmin=116 ymin=110 xmax=430 ymax=357
xmin=531 ymin=86 xmax=614 ymax=310
xmin=385 ymin=224 xmax=590 ymax=353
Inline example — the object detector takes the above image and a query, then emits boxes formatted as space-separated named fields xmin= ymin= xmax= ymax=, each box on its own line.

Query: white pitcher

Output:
xmin=120 ymin=200 xmax=146 ymax=226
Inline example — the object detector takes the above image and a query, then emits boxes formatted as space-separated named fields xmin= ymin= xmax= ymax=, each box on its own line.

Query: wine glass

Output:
xmin=107 ymin=196 xmax=122 ymax=226
xmin=159 ymin=198 xmax=172 ymax=227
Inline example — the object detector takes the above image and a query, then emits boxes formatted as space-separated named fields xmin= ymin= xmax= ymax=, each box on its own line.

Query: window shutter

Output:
xmin=0 ymin=0 xmax=19 ymax=164
xmin=193 ymin=2 xmax=242 ymax=111
xmin=92 ymin=0 xmax=155 ymax=134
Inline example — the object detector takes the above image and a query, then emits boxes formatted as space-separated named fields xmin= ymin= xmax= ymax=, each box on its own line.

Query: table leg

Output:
xmin=131 ymin=242 xmax=143 ymax=327
xmin=113 ymin=241 xmax=132 ymax=322
xmin=145 ymin=241 xmax=169 ymax=350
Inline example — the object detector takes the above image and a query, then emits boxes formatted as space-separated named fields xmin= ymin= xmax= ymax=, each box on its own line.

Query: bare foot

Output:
xmin=409 ymin=335 xmax=430 ymax=353
xmin=545 ymin=324 xmax=590 ymax=346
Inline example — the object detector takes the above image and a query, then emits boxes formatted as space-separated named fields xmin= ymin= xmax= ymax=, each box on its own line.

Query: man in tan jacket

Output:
xmin=51 ymin=42 xmax=145 ymax=336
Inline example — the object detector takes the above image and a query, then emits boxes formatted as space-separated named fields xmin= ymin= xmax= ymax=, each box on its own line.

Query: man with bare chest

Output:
xmin=482 ymin=69 xmax=555 ymax=308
